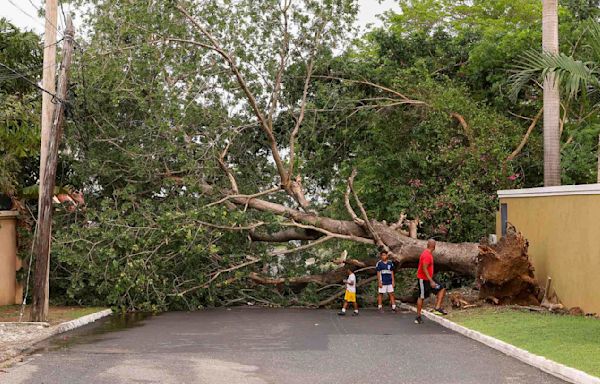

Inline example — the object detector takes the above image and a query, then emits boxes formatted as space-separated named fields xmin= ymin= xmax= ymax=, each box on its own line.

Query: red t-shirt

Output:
xmin=417 ymin=249 xmax=434 ymax=280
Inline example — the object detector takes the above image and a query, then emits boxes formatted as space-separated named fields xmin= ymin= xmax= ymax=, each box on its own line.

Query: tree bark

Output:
xmin=542 ymin=0 xmax=561 ymax=186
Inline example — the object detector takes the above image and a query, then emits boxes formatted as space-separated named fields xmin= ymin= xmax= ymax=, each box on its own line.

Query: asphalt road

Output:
xmin=2 ymin=308 xmax=566 ymax=384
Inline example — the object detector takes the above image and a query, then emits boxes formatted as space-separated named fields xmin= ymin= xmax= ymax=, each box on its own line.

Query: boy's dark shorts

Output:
xmin=418 ymin=279 xmax=445 ymax=299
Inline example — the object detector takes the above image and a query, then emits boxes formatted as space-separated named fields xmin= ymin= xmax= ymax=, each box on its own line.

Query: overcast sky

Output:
xmin=1 ymin=0 xmax=399 ymax=35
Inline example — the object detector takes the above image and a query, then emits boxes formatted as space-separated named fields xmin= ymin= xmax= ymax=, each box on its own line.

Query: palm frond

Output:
xmin=584 ymin=20 xmax=600 ymax=61
xmin=508 ymin=50 xmax=599 ymax=102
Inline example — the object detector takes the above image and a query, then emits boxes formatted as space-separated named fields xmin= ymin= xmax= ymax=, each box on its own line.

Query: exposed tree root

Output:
xmin=477 ymin=225 xmax=540 ymax=305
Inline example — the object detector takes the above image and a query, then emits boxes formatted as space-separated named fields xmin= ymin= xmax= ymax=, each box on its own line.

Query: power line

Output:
xmin=0 ymin=62 xmax=61 ymax=100
xmin=0 ymin=62 xmax=57 ymax=82
xmin=42 ymin=36 xmax=65 ymax=50
xmin=27 ymin=0 xmax=63 ymax=36
xmin=59 ymin=1 xmax=68 ymax=33
xmin=7 ymin=0 xmax=63 ymax=37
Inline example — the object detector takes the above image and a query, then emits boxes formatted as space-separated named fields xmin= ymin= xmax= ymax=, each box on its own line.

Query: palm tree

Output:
xmin=510 ymin=19 xmax=600 ymax=184
xmin=542 ymin=0 xmax=561 ymax=186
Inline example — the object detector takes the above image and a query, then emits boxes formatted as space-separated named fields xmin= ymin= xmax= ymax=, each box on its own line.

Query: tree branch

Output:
xmin=196 ymin=221 xmax=265 ymax=231
xmin=344 ymin=169 xmax=365 ymax=225
xmin=217 ymin=142 xmax=239 ymax=193
xmin=507 ymin=108 xmax=543 ymax=162
xmin=348 ymin=168 xmax=386 ymax=249
xmin=287 ymin=25 xmax=323 ymax=184
xmin=267 ymin=0 xmax=291 ymax=130
xmin=250 ymin=227 xmax=322 ymax=242
xmin=312 ymin=75 xmax=428 ymax=105
xmin=206 ymin=187 xmax=280 ymax=208
xmin=388 ymin=213 xmax=407 ymax=231
xmin=174 ymin=5 xmax=289 ymax=187
xmin=269 ymin=236 xmax=333 ymax=256
xmin=282 ymin=221 xmax=375 ymax=245
xmin=174 ymin=256 xmax=260 ymax=296
xmin=450 ymin=112 xmax=474 ymax=148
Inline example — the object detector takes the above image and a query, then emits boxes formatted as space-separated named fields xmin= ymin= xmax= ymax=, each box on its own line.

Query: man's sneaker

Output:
xmin=337 ymin=311 xmax=346 ymax=316
xmin=432 ymin=308 xmax=448 ymax=316
xmin=414 ymin=316 xmax=423 ymax=324
xmin=352 ymin=311 xmax=359 ymax=316
xmin=391 ymin=307 xmax=397 ymax=313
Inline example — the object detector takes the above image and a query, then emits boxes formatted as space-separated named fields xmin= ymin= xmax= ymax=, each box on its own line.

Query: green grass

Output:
xmin=448 ymin=307 xmax=600 ymax=377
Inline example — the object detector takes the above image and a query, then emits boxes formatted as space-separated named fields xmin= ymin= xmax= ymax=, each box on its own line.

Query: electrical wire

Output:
xmin=0 ymin=62 xmax=61 ymax=100
xmin=0 ymin=62 xmax=58 ymax=82
xmin=7 ymin=0 xmax=63 ymax=38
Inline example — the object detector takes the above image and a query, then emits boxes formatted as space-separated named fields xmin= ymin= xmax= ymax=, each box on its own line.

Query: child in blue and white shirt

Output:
xmin=376 ymin=249 xmax=397 ymax=313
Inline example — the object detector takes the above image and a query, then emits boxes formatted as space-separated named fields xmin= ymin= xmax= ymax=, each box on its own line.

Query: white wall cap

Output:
xmin=498 ymin=184 xmax=600 ymax=198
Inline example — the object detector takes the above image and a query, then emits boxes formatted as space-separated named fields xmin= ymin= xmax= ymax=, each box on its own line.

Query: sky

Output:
xmin=1 ymin=0 xmax=399 ymax=36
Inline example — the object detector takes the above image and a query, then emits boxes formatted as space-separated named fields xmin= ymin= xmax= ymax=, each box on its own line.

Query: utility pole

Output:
xmin=36 ymin=0 xmax=58 ymax=321
xmin=31 ymin=16 xmax=75 ymax=322
xmin=40 ymin=0 xmax=58 ymax=183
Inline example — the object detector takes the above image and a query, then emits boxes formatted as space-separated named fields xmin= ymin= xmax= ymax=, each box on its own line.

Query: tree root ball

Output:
xmin=477 ymin=226 xmax=540 ymax=305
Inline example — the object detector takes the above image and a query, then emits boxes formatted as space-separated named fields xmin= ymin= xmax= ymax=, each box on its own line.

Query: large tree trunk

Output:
xmin=542 ymin=0 xmax=561 ymax=186
xmin=217 ymin=187 xmax=541 ymax=306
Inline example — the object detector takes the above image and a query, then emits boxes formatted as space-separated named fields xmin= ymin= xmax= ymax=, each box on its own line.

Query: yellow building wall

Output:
xmin=0 ymin=211 xmax=19 ymax=306
xmin=498 ymin=194 xmax=600 ymax=314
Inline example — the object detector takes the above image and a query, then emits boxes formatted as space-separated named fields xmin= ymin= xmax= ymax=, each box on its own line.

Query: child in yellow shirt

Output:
xmin=338 ymin=268 xmax=358 ymax=316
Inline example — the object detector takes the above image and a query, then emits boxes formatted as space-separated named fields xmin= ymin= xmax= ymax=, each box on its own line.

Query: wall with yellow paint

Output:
xmin=497 ymin=185 xmax=600 ymax=314
xmin=0 ymin=211 xmax=20 ymax=306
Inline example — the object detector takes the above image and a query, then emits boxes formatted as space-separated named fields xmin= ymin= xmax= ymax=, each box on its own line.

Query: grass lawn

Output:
xmin=0 ymin=305 xmax=107 ymax=325
xmin=447 ymin=307 xmax=600 ymax=377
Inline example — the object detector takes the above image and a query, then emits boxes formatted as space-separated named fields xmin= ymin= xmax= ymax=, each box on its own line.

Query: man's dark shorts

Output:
xmin=418 ymin=279 xmax=445 ymax=299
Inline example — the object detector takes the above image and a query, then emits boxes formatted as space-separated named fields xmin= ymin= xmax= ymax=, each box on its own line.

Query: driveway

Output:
xmin=1 ymin=308 xmax=566 ymax=384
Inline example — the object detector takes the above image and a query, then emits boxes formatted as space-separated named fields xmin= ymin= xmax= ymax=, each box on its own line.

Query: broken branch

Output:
xmin=507 ymin=108 xmax=543 ymax=162
xmin=345 ymin=169 xmax=365 ymax=225
xmin=348 ymin=168 xmax=386 ymax=249
xmin=206 ymin=187 xmax=280 ymax=208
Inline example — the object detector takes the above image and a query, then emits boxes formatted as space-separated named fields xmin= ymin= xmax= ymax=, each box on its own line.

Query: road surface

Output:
xmin=1 ymin=308 xmax=566 ymax=384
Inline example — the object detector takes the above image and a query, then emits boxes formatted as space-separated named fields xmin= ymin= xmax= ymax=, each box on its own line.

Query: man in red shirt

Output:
xmin=415 ymin=239 xmax=447 ymax=324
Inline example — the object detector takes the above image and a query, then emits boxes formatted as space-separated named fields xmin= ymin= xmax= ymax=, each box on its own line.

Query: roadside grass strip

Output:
xmin=406 ymin=305 xmax=599 ymax=384
xmin=447 ymin=307 xmax=600 ymax=379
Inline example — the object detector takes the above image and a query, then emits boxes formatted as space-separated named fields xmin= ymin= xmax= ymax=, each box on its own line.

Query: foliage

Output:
xmin=14 ymin=0 xmax=599 ymax=311
xmin=47 ymin=0 xmax=360 ymax=311
xmin=0 ymin=19 xmax=42 ymax=196
xmin=293 ymin=66 xmax=537 ymax=242
xmin=51 ymin=197 xmax=270 ymax=311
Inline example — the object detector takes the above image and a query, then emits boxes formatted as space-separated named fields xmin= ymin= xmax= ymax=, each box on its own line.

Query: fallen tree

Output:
xmin=173 ymin=2 xmax=542 ymax=307
xmin=201 ymin=181 xmax=541 ymax=306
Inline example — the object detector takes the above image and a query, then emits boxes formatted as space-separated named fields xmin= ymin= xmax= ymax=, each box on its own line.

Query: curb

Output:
xmin=54 ymin=309 xmax=113 ymax=334
xmin=404 ymin=305 xmax=600 ymax=384
xmin=0 ymin=309 xmax=112 ymax=366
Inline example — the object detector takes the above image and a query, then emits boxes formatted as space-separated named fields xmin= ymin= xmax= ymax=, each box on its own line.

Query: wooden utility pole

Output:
xmin=40 ymin=0 xmax=58 ymax=183
xmin=36 ymin=0 xmax=58 ymax=322
xmin=31 ymin=17 xmax=75 ymax=322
